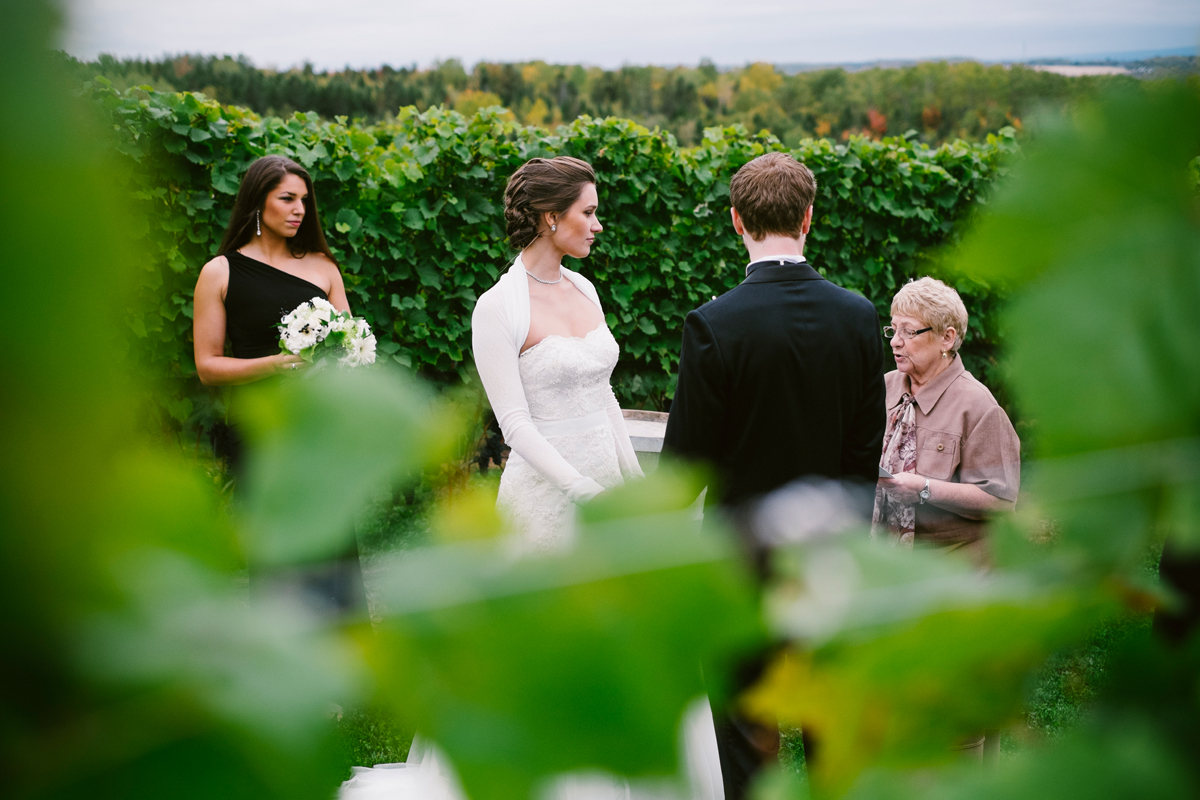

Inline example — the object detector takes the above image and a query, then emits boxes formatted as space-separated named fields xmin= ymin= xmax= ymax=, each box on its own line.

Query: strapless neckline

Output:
xmin=520 ymin=322 xmax=606 ymax=358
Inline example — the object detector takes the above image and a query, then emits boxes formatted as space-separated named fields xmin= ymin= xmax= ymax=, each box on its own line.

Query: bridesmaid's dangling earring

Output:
xmin=256 ymin=211 xmax=262 ymax=236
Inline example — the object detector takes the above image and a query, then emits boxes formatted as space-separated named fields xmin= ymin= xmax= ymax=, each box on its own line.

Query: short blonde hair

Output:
xmin=891 ymin=277 xmax=968 ymax=353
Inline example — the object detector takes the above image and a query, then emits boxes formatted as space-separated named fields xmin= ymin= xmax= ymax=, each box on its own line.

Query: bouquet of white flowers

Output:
xmin=277 ymin=297 xmax=377 ymax=368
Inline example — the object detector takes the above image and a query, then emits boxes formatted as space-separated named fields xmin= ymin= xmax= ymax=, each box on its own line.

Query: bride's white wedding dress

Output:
xmin=340 ymin=257 xmax=724 ymax=800
xmin=497 ymin=321 xmax=627 ymax=549
xmin=475 ymin=256 xmax=646 ymax=545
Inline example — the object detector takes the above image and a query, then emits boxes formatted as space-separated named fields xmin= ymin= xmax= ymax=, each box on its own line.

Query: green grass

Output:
xmin=1004 ymin=540 xmax=1162 ymax=752
xmin=1011 ymin=614 xmax=1150 ymax=747
xmin=331 ymin=490 xmax=434 ymax=775
xmin=335 ymin=705 xmax=414 ymax=770
xmin=355 ymin=485 xmax=434 ymax=561
xmin=780 ymin=727 xmax=808 ymax=782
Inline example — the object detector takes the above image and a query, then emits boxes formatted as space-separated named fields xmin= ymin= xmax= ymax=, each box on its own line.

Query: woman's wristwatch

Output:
xmin=919 ymin=477 xmax=931 ymax=505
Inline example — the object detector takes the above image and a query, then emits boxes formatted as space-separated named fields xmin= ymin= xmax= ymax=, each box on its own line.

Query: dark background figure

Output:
xmin=1156 ymin=545 xmax=1200 ymax=644
xmin=192 ymin=154 xmax=365 ymax=615
xmin=664 ymin=152 xmax=887 ymax=799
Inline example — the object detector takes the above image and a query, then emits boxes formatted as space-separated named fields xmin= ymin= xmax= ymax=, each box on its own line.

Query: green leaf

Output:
xmin=350 ymin=131 xmax=377 ymax=154
xmin=165 ymin=396 xmax=193 ymax=423
xmin=402 ymin=208 xmax=425 ymax=231
xmin=371 ymin=504 xmax=764 ymax=800
xmin=236 ymin=368 xmax=445 ymax=564
xmin=415 ymin=263 xmax=443 ymax=289
xmin=334 ymin=207 xmax=362 ymax=235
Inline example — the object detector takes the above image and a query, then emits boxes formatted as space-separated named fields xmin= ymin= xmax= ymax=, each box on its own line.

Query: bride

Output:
xmin=340 ymin=157 xmax=723 ymax=799
xmin=475 ymin=156 xmax=642 ymax=548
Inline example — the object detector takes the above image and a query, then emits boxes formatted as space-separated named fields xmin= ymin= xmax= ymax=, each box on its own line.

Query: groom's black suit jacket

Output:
xmin=664 ymin=259 xmax=886 ymax=509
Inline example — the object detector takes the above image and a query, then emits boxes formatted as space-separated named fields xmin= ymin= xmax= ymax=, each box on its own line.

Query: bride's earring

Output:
xmin=550 ymin=224 xmax=557 ymax=232
xmin=256 ymin=211 xmax=262 ymax=236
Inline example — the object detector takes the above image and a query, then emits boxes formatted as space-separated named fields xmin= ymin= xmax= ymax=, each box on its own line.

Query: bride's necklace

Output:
xmin=526 ymin=268 xmax=563 ymax=285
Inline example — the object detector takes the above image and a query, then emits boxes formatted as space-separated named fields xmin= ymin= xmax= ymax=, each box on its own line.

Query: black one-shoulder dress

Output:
xmin=215 ymin=250 xmax=364 ymax=615
xmin=225 ymin=250 xmax=328 ymax=358
xmin=210 ymin=251 xmax=329 ymax=469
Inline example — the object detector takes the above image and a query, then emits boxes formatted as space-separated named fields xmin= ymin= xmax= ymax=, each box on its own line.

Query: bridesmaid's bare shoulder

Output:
xmin=308 ymin=251 xmax=345 ymax=296
xmin=196 ymin=254 xmax=231 ymax=294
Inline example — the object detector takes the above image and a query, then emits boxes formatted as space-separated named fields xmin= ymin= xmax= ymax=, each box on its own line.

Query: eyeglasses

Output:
xmin=883 ymin=325 xmax=933 ymax=340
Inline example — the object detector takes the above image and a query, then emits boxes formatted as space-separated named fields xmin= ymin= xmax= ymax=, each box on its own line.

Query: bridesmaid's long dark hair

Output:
xmin=217 ymin=155 xmax=337 ymax=262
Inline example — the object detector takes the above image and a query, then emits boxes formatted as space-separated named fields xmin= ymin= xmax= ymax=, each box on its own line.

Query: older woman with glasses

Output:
xmin=874 ymin=277 xmax=1021 ymax=558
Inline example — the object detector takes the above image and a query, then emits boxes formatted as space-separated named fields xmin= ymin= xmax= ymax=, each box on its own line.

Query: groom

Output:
xmin=663 ymin=152 xmax=886 ymax=797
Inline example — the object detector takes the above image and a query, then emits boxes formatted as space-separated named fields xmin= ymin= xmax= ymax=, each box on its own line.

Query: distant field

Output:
xmin=1031 ymin=65 xmax=1130 ymax=76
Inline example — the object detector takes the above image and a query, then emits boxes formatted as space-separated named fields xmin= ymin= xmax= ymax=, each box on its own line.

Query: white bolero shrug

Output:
xmin=470 ymin=256 xmax=643 ymax=503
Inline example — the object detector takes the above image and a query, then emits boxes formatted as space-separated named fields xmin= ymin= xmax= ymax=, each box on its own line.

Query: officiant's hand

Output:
xmin=880 ymin=471 xmax=926 ymax=505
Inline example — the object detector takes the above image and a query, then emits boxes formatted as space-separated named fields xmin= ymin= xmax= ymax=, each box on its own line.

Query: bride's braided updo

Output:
xmin=503 ymin=156 xmax=596 ymax=251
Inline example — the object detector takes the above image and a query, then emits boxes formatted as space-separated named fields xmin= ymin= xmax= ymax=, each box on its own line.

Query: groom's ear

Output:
xmin=802 ymin=204 xmax=813 ymax=235
xmin=731 ymin=206 xmax=746 ymax=236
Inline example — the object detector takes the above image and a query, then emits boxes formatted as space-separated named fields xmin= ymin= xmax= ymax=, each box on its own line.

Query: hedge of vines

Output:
xmin=87 ymin=78 xmax=1017 ymax=438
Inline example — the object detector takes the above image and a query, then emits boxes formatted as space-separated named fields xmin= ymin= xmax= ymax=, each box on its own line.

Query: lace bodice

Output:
xmin=519 ymin=325 xmax=619 ymax=421
xmin=498 ymin=325 xmax=631 ymax=549
xmin=471 ymin=258 xmax=643 ymax=548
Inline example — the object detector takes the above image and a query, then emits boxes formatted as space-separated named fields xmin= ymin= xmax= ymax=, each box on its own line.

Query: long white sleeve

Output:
xmin=606 ymin=387 xmax=645 ymax=479
xmin=471 ymin=291 xmax=606 ymax=503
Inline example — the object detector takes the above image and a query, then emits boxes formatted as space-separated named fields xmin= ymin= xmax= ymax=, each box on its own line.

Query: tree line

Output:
xmin=66 ymin=52 xmax=1185 ymax=146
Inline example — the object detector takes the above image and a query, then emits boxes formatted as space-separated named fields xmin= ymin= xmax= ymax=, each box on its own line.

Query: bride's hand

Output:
xmin=572 ymin=478 xmax=607 ymax=504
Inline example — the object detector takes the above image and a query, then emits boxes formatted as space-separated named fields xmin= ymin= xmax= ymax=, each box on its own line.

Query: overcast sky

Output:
xmin=63 ymin=0 xmax=1200 ymax=70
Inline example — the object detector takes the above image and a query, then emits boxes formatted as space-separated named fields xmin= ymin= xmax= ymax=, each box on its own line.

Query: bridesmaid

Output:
xmin=192 ymin=154 xmax=362 ymax=612
xmin=193 ymin=154 xmax=347 ymax=388
xmin=195 ymin=154 xmax=347 ymax=469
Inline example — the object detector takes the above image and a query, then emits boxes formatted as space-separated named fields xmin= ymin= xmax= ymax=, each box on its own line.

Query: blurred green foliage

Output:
xmin=368 ymin=467 xmax=765 ymax=800
xmin=0 ymin=4 xmax=370 ymax=795
xmin=747 ymin=535 xmax=1117 ymax=793
xmin=236 ymin=369 xmax=456 ymax=566
xmin=1018 ymin=614 xmax=1151 ymax=744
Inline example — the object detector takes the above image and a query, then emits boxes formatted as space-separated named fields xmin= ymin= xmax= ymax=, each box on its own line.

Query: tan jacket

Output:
xmin=884 ymin=356 xmax=1021 ymax=545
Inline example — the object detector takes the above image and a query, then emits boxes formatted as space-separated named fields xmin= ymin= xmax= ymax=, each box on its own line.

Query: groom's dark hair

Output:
xmin=729 ymin=153 xmax=817 ymax=241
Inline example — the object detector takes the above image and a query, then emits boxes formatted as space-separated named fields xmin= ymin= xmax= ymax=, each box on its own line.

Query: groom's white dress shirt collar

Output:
xmin=746 ymin=254 xmax=806 ymax=276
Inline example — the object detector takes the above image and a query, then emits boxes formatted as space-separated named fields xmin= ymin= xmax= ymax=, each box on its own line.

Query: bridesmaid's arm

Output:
xmin=324 ymin=258 xmax=351 ymax=313
xmin=193 ymin=256 xmax=303 ymax=386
